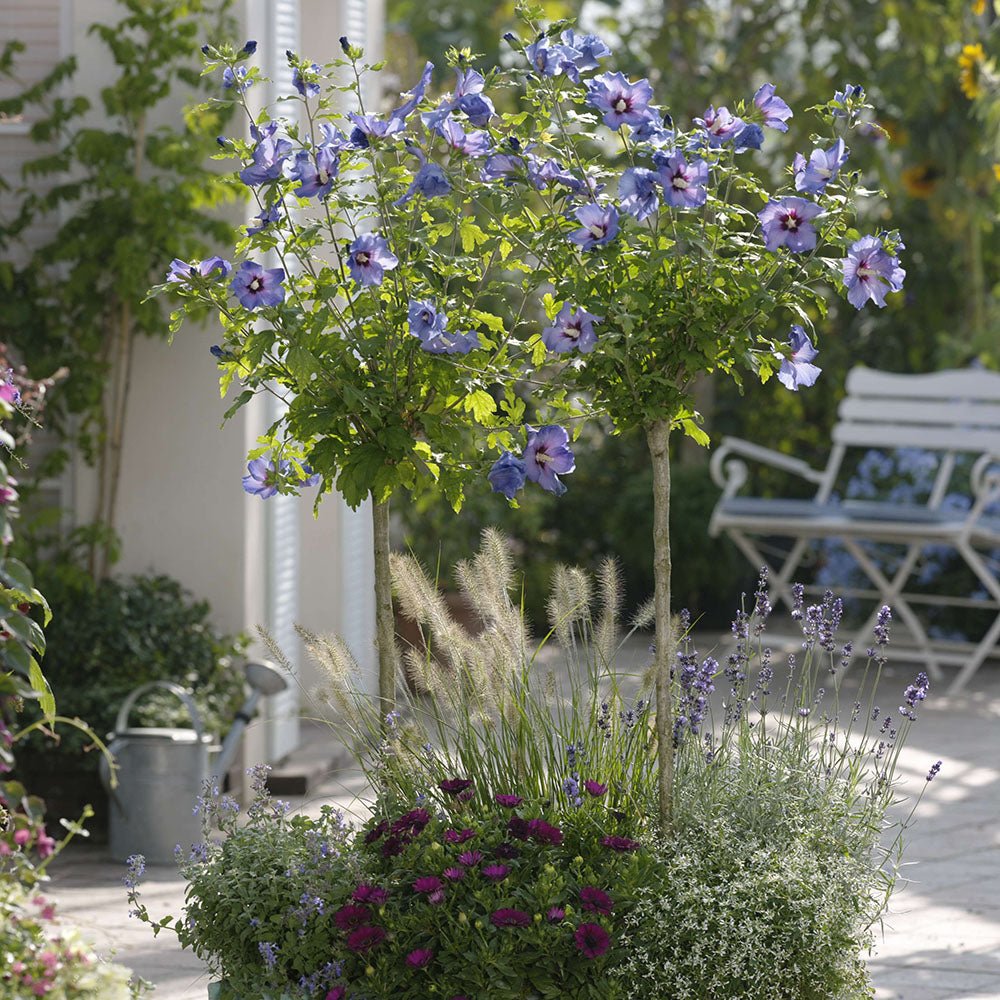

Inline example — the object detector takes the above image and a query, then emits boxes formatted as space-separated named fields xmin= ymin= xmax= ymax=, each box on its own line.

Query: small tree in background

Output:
xmin=0 ymin=0 xmax=238 ymax=579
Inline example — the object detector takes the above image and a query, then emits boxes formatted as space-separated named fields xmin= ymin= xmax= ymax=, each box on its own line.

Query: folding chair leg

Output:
xmin=947 ymin=540 xmax=1000 ymax=695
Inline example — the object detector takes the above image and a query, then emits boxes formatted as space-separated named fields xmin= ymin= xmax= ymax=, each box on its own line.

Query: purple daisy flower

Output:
xmin=345 ymin=926 xmax=386 ymax=953
xmin=574 ymin=923 xmax=611 ymax=959
xmin=753 ymin=83 xmax=792 ymax=132
xmin=352 ymin=884 xmax=389 ymax=905
xmin=601 ymin=835 xmax=641 ymax=852
xmin=580 ymin=886 xmax=614 ymax=915
xmin=230 ymin=261 xmax=285 ymax=309
xmin=584 ymin=780 xmax=607 ymax=797
xmin=777 ymin=326 xmax=822 ymax=391
xmin=524 ymin=426 xmax=575 ymax=496
xmin=494 ymin=793 xmax=523 ymax=808
xmin=333 ymin=904 xmax=370 ymax=931
xmin=457 ymin=850 xmax=483 ymax=867
xmin=443 ymin=867 xmax=465 ymax=881
xmin=444 ymin=828 xmax=475 ymax=844
xmin=490 ymin=909 xmax=531 ymax=928
xmin=542 ymin=303 xmax=602 ymax=355
xmin=413 ymin=876 xmax=443 ymax=894
xmin=793 ymin=139 xmax=850 ymax=195
xmin=482 ymin=864 xmax=509 ymax=882
xmin=488 ymin=452 xmax=527 ymax=500
xmin=658 ymin=153 xmax=708 ymax=210
xmin=618 ymin=166 xmax=660 ymax=221
xmin=842 ymin=234 xmax=906 ymax=309
xmin=569 ymin=203 xmax=619 ymax=250
xmin=439 ymin=778 xmax=473 ymax=796
xmin=526 ymin=817 xmax=565 ymax=845
xmin=546 ymin=906 xmax=566 ymax=922
xmin=347 ymin=234 xmax=399 ymax=287
xmin=757 ymin=196 xmax=823 ymax=253
xmin=406 ymin=948 xmax=434 ymax=969
xmin=585 ymin=71 xmax=656 ymax=129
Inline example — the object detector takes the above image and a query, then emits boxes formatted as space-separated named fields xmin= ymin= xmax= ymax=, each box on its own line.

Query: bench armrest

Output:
xmin=709 ymin=436 xmax=826 ymax=498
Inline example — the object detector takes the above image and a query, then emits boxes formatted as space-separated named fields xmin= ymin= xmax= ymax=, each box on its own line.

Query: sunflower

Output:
xmin=959 ymin=43 xmax=986 ymax=99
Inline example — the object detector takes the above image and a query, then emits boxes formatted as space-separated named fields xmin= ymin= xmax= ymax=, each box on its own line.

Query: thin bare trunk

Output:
xmin=646 ymin=418 xmax=674 ymax=834
xmin=372 ymin=497 xmax=397 ymax=719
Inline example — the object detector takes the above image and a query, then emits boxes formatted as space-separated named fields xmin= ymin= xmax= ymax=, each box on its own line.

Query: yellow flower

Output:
xmin=993 ymin=164 xmax=1000 ymax=182
xmin=972 ymin=0 xmax=985 ymax=14
xmin=959 ymin=43 xmax=986 ymax=99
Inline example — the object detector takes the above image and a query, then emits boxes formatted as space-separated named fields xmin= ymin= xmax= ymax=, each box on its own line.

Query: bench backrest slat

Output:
xmin=835 ymin=368 xmax=1000 ymax=456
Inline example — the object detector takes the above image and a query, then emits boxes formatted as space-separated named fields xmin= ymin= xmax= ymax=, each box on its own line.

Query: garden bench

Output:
xmin=708 ymin=367 xmax=1000 ymax=694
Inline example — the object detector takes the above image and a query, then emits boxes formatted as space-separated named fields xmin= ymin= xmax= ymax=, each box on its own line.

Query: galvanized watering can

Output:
xmin=102 ymin=661 xmax=289 ymax=865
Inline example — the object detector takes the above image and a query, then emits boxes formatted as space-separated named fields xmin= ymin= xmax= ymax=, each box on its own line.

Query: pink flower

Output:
xmin=413 ymin=876 xmax=443 ymax=894
xmin=601 ymin=835 xmax=641 ymax=852
xmin=406 ymin=948 xmax=434 ymax=968
xmin=444 ymin=828 xmax=475 ymax=844
xmin=584 ymin=780 xmax=607 ymax=797
xmin=580 ymin=886 xmax=614 ymax=915
xmin=527 ymin=818 xmax=564 ymax=845
xmin=482 ymin=864 xmax=509 ymax=882
xmin=457 ymin=850 xmax=483 ymax=867
xmin=494 ymin=794 xmax=523 ymax=808
xmin=13 ymin=828 xmax=31 ymax=847
xmin=574 ymin=922 xmax=611 ymax=959
xmin=352 ymin=883 xmax=389 ymax=905
xmin=346 ymin=925 xmax=387 ymax=953
xmin=443 ymin=867 xmax=465 ymax=881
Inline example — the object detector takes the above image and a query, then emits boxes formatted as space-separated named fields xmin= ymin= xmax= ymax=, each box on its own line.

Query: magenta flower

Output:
xmin=580 ymin=886 xmax=614 ymax=915
xmin=546 ymin=906 xmax=566 ymax=922
xmin=777 ymin=326 xmax=822 ymax=391
xmin=508 ymin=816 xmax=530 ymax=840
xmin=757 ymin=197 xmax=822 ymax=253
xmin=793 ymin=139 xmax=849 ymax=195
xmin=601 ymin=835 xmax=641 ymax=852
xmin=352 ymin=884 xmax=389 ymax=905
xmin=439 ymin=777 xmax=473 ymax=796
xmin=392 ymin=808 xmax=431 ymax=835
xmin=482 ymin=864 xmax=509 ymax=882
xmin=658 ymin=153 xmax=708 ymax=210
xmin=584 ymin=780 xmax=607 ymax=797
xmin=443 ymin=867 xmax=465 ymax=881
xmin=333 ymin=904 xmax=370 ymax=931
xmin=364 ymin=821 xmax=388 ymax=844
xmin=542 ymin=303 xmax=602 ymax=355
xmin=527 ymin=818 xmax=564 ymax=845
xmin=413 ymin=876 xmax=443 ymax=894
xmin=569 ymin=203 xmax=619 ymax=250
xmin=345 ymin=925 xmax=387 ymax=953
xmin=494 ymin=793 xmax=523 ymax=808
xmin=585 ymin=72 xmax=655 ymax=129
xmin=753 ymin=83 xmax=792 ymax=132
xmin=230 ymin=261 xmax=285 ymax=309
xmin=457 ymin=850 xmax=483 ymax=867
xmin=325 ymin=989 xmax=346 ymax=1000
xmin=406 ymin=948 xmax=434 ymax=969
xmin=574 ymin=923 xmax=611 ymax=959
xmin=524 ymin=425 xmax=575 ymax=496
xmin=490 ymin=908 xmax=531 ymax=928
xmin=347 ymin=233 xmax=399 ymax=287
xmin=696 ymin=105 xmax=746 ymax=146
xmin=842 ymin=234 xmax=905 ymax=309
xmin=444 ymin=828 xmax=475 ymax=844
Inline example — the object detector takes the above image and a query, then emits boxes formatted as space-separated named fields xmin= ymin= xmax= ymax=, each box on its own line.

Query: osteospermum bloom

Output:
xmin=494 ymin=793 xmax=523 ymax=807
xmin=333 ymin=904 xmax=370 ymax=930
xmin=524 ymin=426 xmax=575 ymax=497
xmin=345 ymin=926 xmax=387 ymax=953
xmin=230 ymin=261 xmax=285 ymax=309
xmin=753 ymin=83 xmax=792 ymax=131
xmin=488 ymin=453 xmax=527 ymax=500
xmin=347 ymin=234 xmax=399 ymax=287
xmin=413 ymin=876 xmax=443 ymax=894
xmin=439 ymin=778 xmax=473 ymax=796
xmin=542 ymin=303 xmax=602 ymax=355
xmin=444 ymin=828 xmax=475 ymax=844
xmin=406 ymin=948 xmax=434 ymax=969
xmin=526 ymin=817 xmax=565 ymax=845
xmin=842 ymin=234 xmax=906 ymax=309
xmin=777 ymin=326 xmax=822 ymax=391
xmin=757 ymin=197 xmax=822 ymax=253
xmin=569 ymin=203 xmax=619 ymax=250
xmin=618 ymin=166 xmax=660 ymax=221
xmin=586 ymin=71 xmax=655 ymax=129
xmin=658 ymin=153 xmax=708 ymax=209
xmin=352 ymin=884 xmax=389 ymax=905
xmin=580 ymin=886 xmax=614 ymax=915
xmin=601 ymin=834 xmax=641 ymax=851
xmin=490 ymin=908 xmax=531 ymax=928
xmin=574 ymin=922 xmax=611 ymax=959
xmin=482 ymin=864 xmax=509 ymax=882
xmin=793 ymin=139 xmax=849 ymax=195
xmin=584 ymin=780 xmax=607 ymax=797
xmin=457 ymin=850 xmax=483 ymax=867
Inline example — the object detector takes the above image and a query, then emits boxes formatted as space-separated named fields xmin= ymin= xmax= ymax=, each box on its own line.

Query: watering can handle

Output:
xmin=113 ymin=680 xmax=205 ymax=740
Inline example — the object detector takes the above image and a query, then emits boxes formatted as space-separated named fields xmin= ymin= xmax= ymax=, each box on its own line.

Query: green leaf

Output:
xmin=463 ymin=389 xmax=496 ymax=424
xmin=28 ymin=657 xmax=55 ymax=719
xmin=459 ymin=216 xmax=488 ymax=253
xmin=679 ymin=417 xmax=710 ymax=447
xmin=286 ymin=345 xmax=319 ymax=384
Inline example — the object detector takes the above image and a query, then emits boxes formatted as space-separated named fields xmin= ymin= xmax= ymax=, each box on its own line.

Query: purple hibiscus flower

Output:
xmin=526 ymin=156 xmax=582 ymax=192
xmin=289 ymin=145 xmax=340 ymax=199
xmin=239 ymin=122 xmax=292 ymax=187
xmin=559 ymin=29 xmax=611 ymax=77
xmin=658 ymin=152 xmax=708 ymax=209
xmin=438 ymin=118 xmax=492 ymax=157
xmin=631 ymin=108 xmax=674 ymax=146
xmin=733 ymin=122 xmax=764 ymax=151
xmin=777 ymin=326 xmax=821 ymax=392
xmin=696 ymin=105 xmax=746 ymax=146
xmin=586 ymin=71 xmax=656 ymax=129
xmin=618 ymin=166 xmax=660 ymax=221
xmin=222 ymin=65 xmax=251 ymax=92
xmin=408 ymin=299 xmax=448 ymax=342
xmin=167 ymin=256 xmax=232 ymax=283
xmin=347 ymin=234 xmax=398 ymax=287
xmin=395 ymin=144 xmax=451 ymax=206
xmin=542 ymin=303 xmax=602 ymax=355
xmin=292 ymin=63 xmax=321 ymax=98
xmin=525 ymin=37 xmax=577 ymax=78
xmin=524 ymin=426 xmax=575 ymax=496
xmin=842 ymin=234 xmax=906 ymax=309
xmin=793 ymin=139 xmax=849 ymax=195
xmin=242 ymin=459 xmax=281 ymax=498
xmin=753 ymin=83 xmax=792 ymax=131
xmin=757 ymin=196 xmax=823 ymax=253
xmin=347 ymin=62 xmax=433 ymax=146
xmin=569 ymin=203 xmax=619 ymax=250
xmin=230 ymin=261 xmax=285 ymax=308
xmin=481 ymin=151 xmax=524 ymax=184
xmin=488 ymin=452 xmax=527 ymax=500
xmin=453 ymin=68 xmax=495 ymax=126
xmin=246 ymin=203 xmax=280 ymax=236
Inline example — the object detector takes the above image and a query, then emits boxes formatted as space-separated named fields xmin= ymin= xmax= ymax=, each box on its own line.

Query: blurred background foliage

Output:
xmin=390 ymin=0 xmax=1000 ymax=624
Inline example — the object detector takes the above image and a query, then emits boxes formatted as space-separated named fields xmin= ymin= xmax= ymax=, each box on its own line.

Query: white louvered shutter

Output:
xmin=264 ymin=0 xmax=302 ymax=761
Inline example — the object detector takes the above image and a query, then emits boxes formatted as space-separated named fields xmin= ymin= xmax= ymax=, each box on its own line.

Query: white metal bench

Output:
xmin=709 ymin=367 xmax=1000 ymax=694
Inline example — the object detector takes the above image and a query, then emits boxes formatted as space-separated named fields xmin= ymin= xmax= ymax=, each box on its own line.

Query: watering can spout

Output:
xmin=214 ymin=660 xmax=290 ymax=780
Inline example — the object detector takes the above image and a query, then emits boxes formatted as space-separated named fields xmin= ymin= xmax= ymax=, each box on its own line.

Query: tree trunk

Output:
xmin=372 ymin=497 xmax=397 ymax=721
xmin=646 ymin=418 xmax=674 ymax=834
